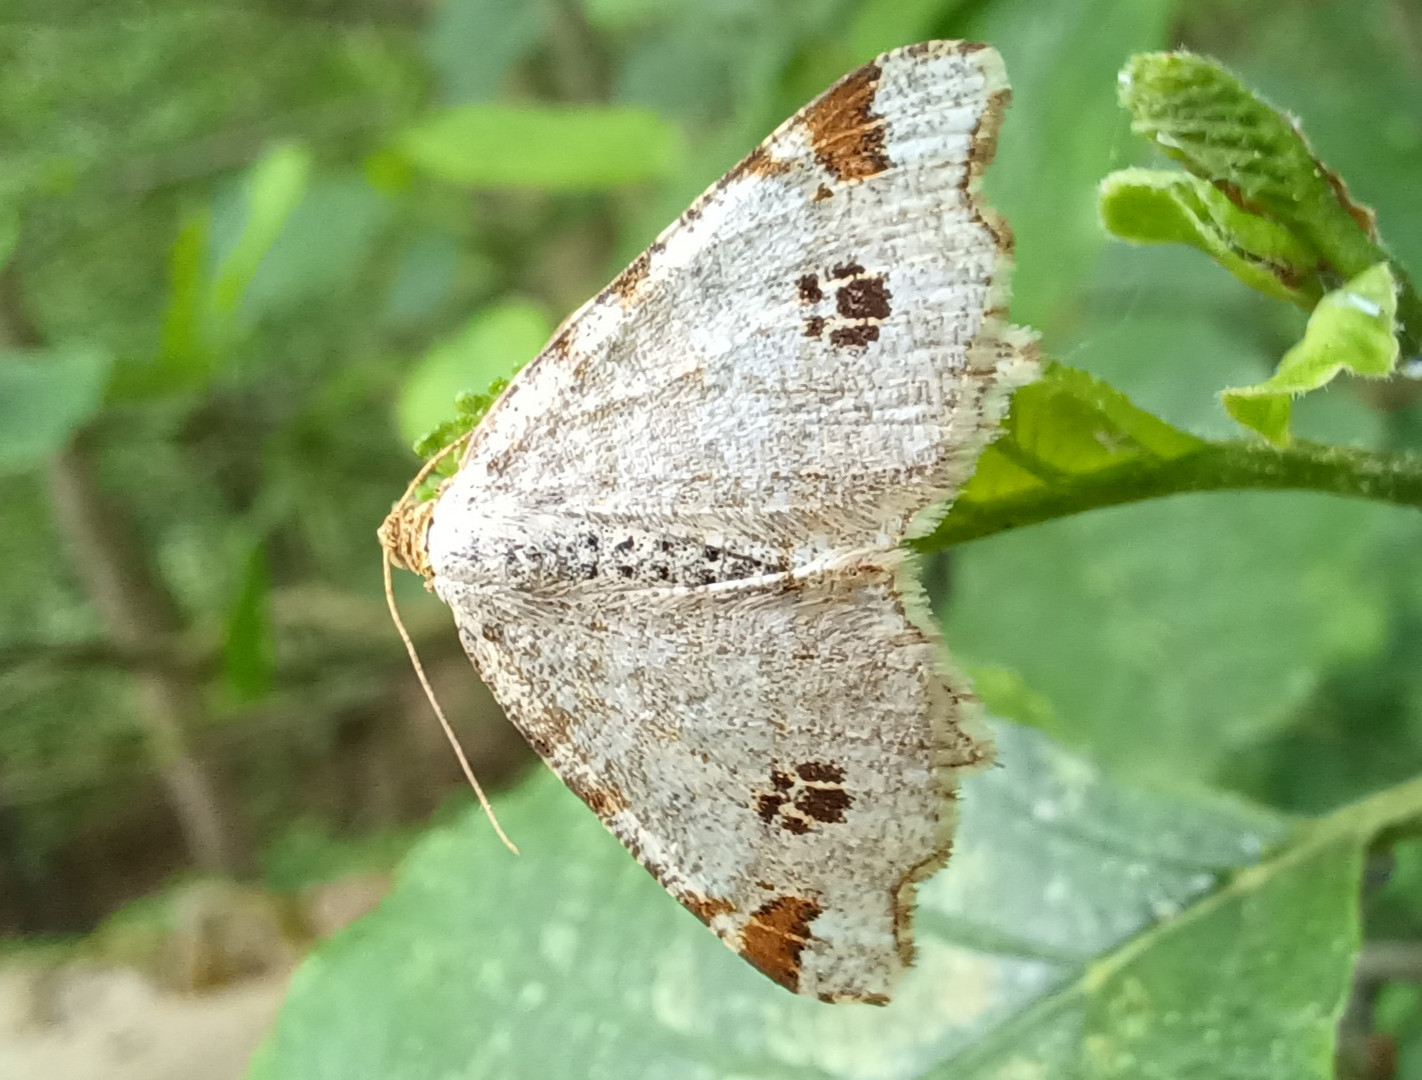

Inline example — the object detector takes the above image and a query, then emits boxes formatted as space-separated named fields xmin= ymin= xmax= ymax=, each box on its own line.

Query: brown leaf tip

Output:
xmin=739 ymin=895 xmax=822 ymax=992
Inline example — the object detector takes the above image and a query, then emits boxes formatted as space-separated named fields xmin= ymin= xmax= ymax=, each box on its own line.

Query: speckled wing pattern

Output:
xmin=420 ymin=41 xmax=1037 ymax=1003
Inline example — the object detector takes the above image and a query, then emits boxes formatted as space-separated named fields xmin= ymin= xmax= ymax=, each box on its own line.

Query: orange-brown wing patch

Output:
xmin=801 ymin=63 xmax=890 ymax=182
xmin=683 ymin=893 xmax=737 ymax=926
xmin=738 ymin=895 xmax=822 ymax=992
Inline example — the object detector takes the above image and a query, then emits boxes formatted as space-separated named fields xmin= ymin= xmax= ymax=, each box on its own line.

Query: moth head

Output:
xmin=379 ymin=432 xmax=473 ymax=582
xmin=378 ymin=497 xmax=437 ymax=581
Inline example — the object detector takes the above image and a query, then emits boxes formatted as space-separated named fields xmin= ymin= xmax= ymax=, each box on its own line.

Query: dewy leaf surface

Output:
xmin=250 ymin=722 xmax=1374 ymax=1080
xmin=1222 ymin=263 xmax=1400 ymax=446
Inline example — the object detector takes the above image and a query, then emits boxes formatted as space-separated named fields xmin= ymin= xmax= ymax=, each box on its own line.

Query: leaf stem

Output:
xmin=919 ymin=439 xmax=1422 ymax=550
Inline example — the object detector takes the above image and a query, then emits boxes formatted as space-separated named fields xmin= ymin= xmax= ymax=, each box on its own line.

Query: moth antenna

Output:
xmin=381 ymin=430 xmax=517 ymax=854
xmin=384 ymin=552 xmax=519 ymax=854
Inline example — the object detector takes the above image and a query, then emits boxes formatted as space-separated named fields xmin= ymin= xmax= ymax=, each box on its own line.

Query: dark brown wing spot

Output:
xmin=795 ymin=786 xmax=851 ymax=824
xmin=797 ymin=274 xmax=823 ymax=304
xmin=813 ymin=183 xmax=833 ymax=201
xmin=755 ymin=792 xmax=786 ymax=824
xmin=739 ymin=896 xmax=822 ymax=993
xmin=802 ymin=64 xmax=889 ymax=182
xmin=804 ymin=315 xmax=826 ymax=339
xmin=796 ymin=762 xmax=844 ymax=783
xmin=836 ymin=275 xmax=891 ymax=321
xmin=829 ymin=323 xmax=880 ymax=349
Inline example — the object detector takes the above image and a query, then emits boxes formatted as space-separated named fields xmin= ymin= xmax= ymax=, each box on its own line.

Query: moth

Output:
xmin=381 ymin=40 xmax=1037 ymax=1004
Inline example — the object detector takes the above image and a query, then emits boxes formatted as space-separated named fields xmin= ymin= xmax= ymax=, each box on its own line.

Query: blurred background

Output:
xmin=1 ymin=0 xmax=1420 ymax=1076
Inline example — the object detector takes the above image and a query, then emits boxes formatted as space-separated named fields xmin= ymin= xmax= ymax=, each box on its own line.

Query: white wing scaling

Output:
xmin=419 ymin=41 xmax=1036 ymax=1002
xmin=438 ymin=564 xmax=986 ymax=1003
xmin=445 ymin=41 xmax=1035 ymax=562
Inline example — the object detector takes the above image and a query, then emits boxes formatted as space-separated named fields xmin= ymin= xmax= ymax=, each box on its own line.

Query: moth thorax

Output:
xmin=378 ymin=498 xmax=437 ymax=580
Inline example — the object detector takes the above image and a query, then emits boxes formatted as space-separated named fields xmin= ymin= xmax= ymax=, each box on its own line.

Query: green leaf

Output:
xmin=969 ymin=0 xmax=1177 ymax=334
xmin=210 ymin=143 xmax=314 ymax=320
xmin=156 ymin=212 xmax=212 ymax=383
xmin=423 ymin=0 xmax=546 ymax=104
xmin=220 ymin=540 xmax=274 ymax=704
xmin=920 ymin=365 xmax=1204 ymax=549
xmin=1099 ymin=168 xmax=1323 ymax=306
xmin=1118 ymin=52 xmax=1422 ymax=352
xmin=1118 ymin=53 xmax=1374 ymax=259
xmin=251 ymin=724 xmax=1422 ymax=1079
xmin=846 ymin=0 xmax=968 ymax=64
xmin=239 ymin=175 xmax=393 ymax=317
xmin=1223 ymin=263 xmax=1400 ymax=446
xmin=116 ymin=145 xmax=314 ymax=400
xmin=410 ymin=381 xmax=509 ymax=465
xmin=919 ymin=364 xmax=1422 ymax=551
xmin=110 ymin=209 xmax=217 ymax=400
xmin=396 ymin=298 xmax=552 ymax=447
xmin=943 ymin=493 xmax=1403 ymax=787
xmin=0 ymin=345 xmax=112 ymax=473
xmin=398 ymin=105 xmax=682 ymax=190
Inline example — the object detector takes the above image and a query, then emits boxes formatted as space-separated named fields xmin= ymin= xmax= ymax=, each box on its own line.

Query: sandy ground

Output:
xmin=0 ymin=873 xmax=389 ymax=1080
xmin=0 ymin=964 xmax=289 ymax=1080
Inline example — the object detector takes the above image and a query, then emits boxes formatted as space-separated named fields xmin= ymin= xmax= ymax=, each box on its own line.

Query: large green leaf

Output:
xmin=0 ymin=345 xmax=112 ymax=473
xmin=424 ymin=0 xmax=546 ymax=104
xmin=250 ymin=723 xmax=1422 ymax=1079
xmin=398 ymin=105 xmax=682 ymax=190
xmin=943 ymin=493 xmax=1401 ymax=786
xmin=963 ymin=0 xmax=1177 ymax=335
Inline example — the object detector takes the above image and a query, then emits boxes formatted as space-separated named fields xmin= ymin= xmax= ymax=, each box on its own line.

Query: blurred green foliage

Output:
xmin=2 ymin=0 xmax=1422 ymax=1076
